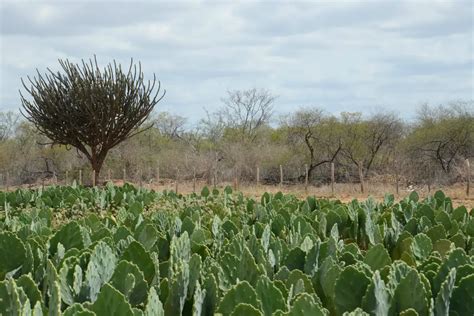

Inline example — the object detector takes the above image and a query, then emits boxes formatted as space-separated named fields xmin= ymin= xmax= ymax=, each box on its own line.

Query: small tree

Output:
xmin=154 ymin=112 xmax=187 ymax=139
xmin=220 ymin=88 xmax=276 ymax=143
xmin=283 ymin=108 xmax=342 ymax=180
xmin=340 ymin=111 xmax=402 ymax=177
xmin=405 ymin=102 xmax=473 ymax=175
xmin=20 ymin=57 xmax=165 ymax=185
xmin=0 ymin=111 xmax=20 ymax=141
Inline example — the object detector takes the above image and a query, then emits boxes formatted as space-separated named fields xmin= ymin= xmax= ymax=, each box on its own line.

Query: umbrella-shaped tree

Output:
xmin=20 ymin=57 xmax=165 ymax=185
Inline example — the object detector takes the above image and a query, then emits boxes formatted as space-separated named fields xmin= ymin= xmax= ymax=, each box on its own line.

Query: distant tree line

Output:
xmin=0 ymin=91 xmax=472 ymax=187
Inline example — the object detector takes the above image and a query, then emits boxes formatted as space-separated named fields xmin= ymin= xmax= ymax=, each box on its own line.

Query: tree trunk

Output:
xmin=358 ymin=162 xmax=365 ymax=193
xmin=307 ymin=164 xmax=315 ymax=181
xmin=90 ymin=154 xmax=106 ymax=186
xmin=304 ymin=164 xmax=308 ymax=192
xmin=279 ymin=165 xmax=283 ymax=188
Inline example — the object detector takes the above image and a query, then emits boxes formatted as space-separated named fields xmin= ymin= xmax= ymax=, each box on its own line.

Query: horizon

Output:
xmin=1 ymin=0 xmax=473 ymax=123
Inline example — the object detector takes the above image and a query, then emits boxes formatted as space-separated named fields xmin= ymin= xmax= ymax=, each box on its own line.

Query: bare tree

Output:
xmin=20 ymin=57 xmax=165 ymax=184
xmin=284 ymin=108 xmax=342 ymax=180
xmin=220 ymin=88 xmax=276 ymax=143
xmin=0 ymin=111 xmax=20 ymax=141
xmin=154 ymin=112 xmax=187 ymax=139
xmin=340 ymin=111 xmax=403 ymax=176
xmin=406 ymin=101 xmax=473 ymax=174
xmin=199 ymin=109 xmax=227 ymax=145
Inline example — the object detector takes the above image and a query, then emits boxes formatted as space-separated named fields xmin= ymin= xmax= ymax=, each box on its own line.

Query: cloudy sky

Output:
xmin=0 ymin=0 xmax=472 ymax=122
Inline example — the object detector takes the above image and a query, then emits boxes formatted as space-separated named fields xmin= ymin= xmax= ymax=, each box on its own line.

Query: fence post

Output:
xmin=236 ymin=167 xmax=240 ymax=191
xmin=139 ymin=169 xmax=143 ymax=188
xmin=358 ymin=162 xmax=365 ymax=194
xmin=213 ymin=166 xmax=217 ymax=189
xmin=331 ymin=162 xmax=335 ymax=196
xmin=175 ymin=167 xmax=179 ymax=194
xmin=156 ymin=164 xmax=160 ymax=184
xmin=427 ymin=162 xmax=431 ymax=193
xmin=304 ymin=164 xmax=309 ymax=193
xmin=279 ymin=165 xmax=283 ymax=189
xmin=6 ymin=171 xmax=9 ymax=191
xmin=148 ymin=167 xmax=152 ymax=186
xmin=256 ymin=166 xmax=260 ymax=187
xmin=193 ymin=167 xmax=196 ymax=193
xmin=123 ymin=168 xmax=126 ymax=184
xmin=233 ymin=167 xmax=238 ymax=191
xmin=65 ymin=170 xmax=69 ymax=186
xmin=79 ymin=169 xmax=82 ymax=185
xmin=212 ymin=153 xmax=218 ymax=189
xmin=395 ymin=162 xmax=399 ymax=196
xmin=92 ymin=170 xmax=96 ymax=186
xmin=466 ymin=159 xmax=471 ymax=197
xmin=108 ymin=169 xmax=111 ymax=182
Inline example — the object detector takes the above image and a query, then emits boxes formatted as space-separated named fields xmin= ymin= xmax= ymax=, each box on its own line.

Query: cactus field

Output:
xmin=0 ymin=183 xmax=473 ymax=315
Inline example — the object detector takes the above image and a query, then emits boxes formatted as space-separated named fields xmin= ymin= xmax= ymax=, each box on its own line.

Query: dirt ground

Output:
xmin=4 ymin=179 xmax=473 ymax=209
xmin=141 ymin=180 xmax=473 ymax=209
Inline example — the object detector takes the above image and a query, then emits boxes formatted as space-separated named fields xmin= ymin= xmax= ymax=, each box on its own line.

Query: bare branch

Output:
xmin=20 ymin=57 xmax=166 ymax=184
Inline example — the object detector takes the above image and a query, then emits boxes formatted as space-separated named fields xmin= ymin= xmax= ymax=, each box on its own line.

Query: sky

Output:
xmin=0 ymin=0 xmax=473 ymax=124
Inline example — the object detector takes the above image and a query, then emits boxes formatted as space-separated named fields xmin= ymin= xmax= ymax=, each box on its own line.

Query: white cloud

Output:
xmin=0 ymin=0 xmax=472 ymax=121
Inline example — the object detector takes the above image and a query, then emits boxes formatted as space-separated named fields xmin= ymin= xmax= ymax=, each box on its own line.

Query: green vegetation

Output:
xmin=19 ymin=57 xmax=165 ymax=184
xmin=0 ymin=184 xmax=473 ymax=315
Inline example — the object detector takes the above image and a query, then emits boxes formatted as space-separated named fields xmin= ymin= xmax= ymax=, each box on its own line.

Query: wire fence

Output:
xmin=0 ymin=160 xmax=471 ymax=197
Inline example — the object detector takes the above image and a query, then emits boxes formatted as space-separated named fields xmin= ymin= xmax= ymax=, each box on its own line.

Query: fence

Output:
xmin=0 ymin=159 xmax=471 ymax=197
